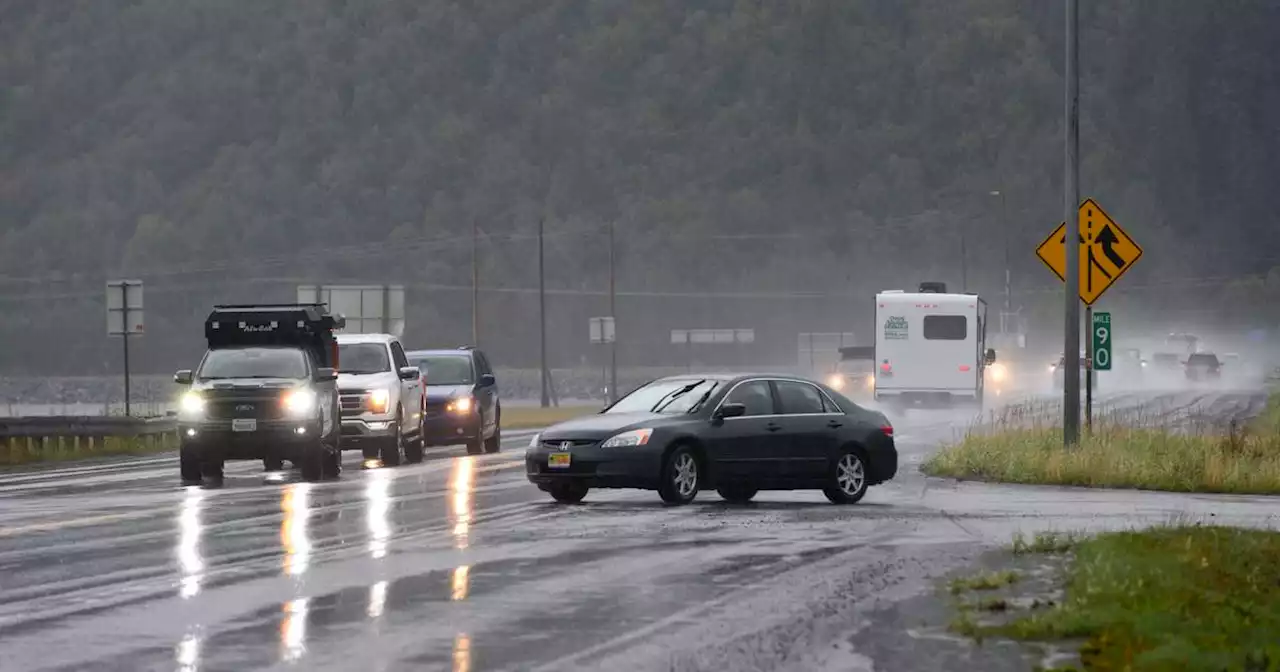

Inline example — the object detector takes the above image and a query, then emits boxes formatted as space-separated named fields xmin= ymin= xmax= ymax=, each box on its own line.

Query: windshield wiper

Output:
xmin=651 ymin=380 xmax=705 ymax=413
xmin=686 ymin=384 xmax=720 ymax=413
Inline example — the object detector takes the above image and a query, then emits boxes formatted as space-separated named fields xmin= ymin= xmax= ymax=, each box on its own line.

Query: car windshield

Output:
xmin=337 ymin=343 xmax=390 ymax=374
xmin=409 ymin=355 xmax=474 ymax=385
xmin=198 ymin=347 xmax=308 ymax=380
xmin=606 ymin=378 xmax=723 ymax=415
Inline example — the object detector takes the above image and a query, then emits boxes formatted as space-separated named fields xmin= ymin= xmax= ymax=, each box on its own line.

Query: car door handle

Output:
xmin=826 ymin=420 xmax=843 ymax=429
xmin=765 ymin=422 xmax=782 ymax=432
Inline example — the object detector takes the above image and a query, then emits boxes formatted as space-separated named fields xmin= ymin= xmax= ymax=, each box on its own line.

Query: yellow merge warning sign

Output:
xmin=1035 ymin=198 xmax=1143 ymax=305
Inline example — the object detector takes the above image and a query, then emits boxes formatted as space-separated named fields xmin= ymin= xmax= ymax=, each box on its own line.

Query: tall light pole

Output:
xmin=471 ymin=220 xmax=480 ymax=347
xmin=1063 ymin=0 xmax=1082 ymax=445
xmin=607 ymin=221 xmax=618 ymax=405
xmin=538 ymin=216 xmax=549 ymax=408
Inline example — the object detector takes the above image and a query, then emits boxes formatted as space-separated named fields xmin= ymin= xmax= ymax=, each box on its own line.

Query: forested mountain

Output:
xmin=1 ymin=0 xmax=1278 ymax=373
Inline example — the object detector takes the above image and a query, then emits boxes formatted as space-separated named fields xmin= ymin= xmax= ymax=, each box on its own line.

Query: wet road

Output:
xmin=1 ymin=390 xmax=1276 ymax=672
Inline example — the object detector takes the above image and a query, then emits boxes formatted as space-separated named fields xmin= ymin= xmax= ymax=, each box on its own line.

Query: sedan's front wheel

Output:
xmin=823 ymin=448 xmax=869 ymax=504
xmin=658 ymin=446 xmax=701 ymax=506
xmin=547 ymin=482 xmax=588 ymax=504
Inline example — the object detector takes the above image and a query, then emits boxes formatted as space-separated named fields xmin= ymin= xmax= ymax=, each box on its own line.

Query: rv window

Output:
xmin=923 ymin=315 xmax=967 ymax=340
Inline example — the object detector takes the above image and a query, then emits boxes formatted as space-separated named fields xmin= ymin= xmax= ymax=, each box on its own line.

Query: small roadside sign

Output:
xmin=1092 ymin=312 xmax=1112 ymax=371
xmin=589 ymin=316 xmax=616 ymax=344
xmin=1035 ymin=198 xmax=1143 ymax=305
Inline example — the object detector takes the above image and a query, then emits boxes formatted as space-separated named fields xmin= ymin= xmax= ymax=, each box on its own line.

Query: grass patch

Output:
xmin=501 ymin=405 xmax=600 ymax=430
xmin=0 ymin=435 xmax=177 ymax=467
xmin=949 ymin=569 xmax=1020 ymax=595
xmin=970 ymin=526 xmax=1280 ymax=671
xmin=1012 ymin=531 xmax=1081 ymax=555
xmin=922 ymin=393 xmax=1280 ymax=494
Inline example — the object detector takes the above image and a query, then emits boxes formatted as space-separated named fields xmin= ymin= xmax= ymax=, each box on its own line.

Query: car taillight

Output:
xmin=881 ymin=425 xmax=894 ymax=437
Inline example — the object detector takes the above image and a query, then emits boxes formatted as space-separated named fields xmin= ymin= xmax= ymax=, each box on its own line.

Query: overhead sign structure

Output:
xmin=1092 ymin=312 xmax=1112 ymax=371
xmin=589 ymin=316 xmax=616 ymax=344
xmin=1036 ymin=198 xmax=1143 ymax=305
xmin=297 ymin=284 xmax=405 ymax=336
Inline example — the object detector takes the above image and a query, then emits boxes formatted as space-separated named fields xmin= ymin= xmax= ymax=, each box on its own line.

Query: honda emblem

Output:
xmin=558 ymin=441 xmax=572 ymax=451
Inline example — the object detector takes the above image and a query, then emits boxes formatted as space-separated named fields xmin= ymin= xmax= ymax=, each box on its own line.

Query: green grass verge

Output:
xmin=1 ymin=435 xmax=177 ymax=467
xmin=966 ymin=526 xmax=1280 ymax=671
xmin=501 ymin=405 xmax=600 ymax=430
xmin=922 ymin=394 xmax=1280 ymax=494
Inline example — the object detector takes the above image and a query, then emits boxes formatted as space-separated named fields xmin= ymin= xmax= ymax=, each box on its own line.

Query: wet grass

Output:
xmin=0 ymin=435 xmax=177 ymax=466
xmin=922 ymin=393 xmax=1280 ymax=494
xmin=949 ymin=570 xmax=1020 ymax=595
xmin=1012 ymin=531 xmax=1082 ymax=555
xmin=501 ymin=405 xmax=600 ymax=430
xmin=960 ymin=525 xmax=1280 ymax=671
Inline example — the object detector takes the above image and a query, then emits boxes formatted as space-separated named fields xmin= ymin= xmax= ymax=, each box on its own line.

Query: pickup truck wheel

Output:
xmin=180 ymin=446 xmax=202 ymax=485
xmin=299 ymin=447 xmax=324 ymax=482
xmin=465 ymin=438 xmax=484 ymax=455
xmin=321 ymin=448 xmax=341 ymax=479
xmin=404 ymin=434 xmax=424 ymax=463
xmin=484 ymin=427 xmax=502 ymax=453
xmin=200 ymin=459 xmax=225 ymax=487
xmin=380 ymin=412 xmax=404 ymax=466
xmin=263 ymin=457 xmax=284 ymax=472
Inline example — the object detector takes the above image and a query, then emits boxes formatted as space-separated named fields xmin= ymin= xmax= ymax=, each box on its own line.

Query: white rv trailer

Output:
xmin=874 ymin=283 xmax=995 ymax=408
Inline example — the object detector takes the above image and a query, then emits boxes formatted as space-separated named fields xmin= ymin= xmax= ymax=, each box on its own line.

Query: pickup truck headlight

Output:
xmin=366 ymin=389 xmax=391 ymax=414
xmin=601 ymin=428 xmax=653 ymax=448
xmin=282 ymin=388 xmax=317 ymax=417
xmin=179 ymin=391 xmax=204 ymax=417
xmin=446 ymin=396 xmax=474 ymax=414
xmin=528 ymin=433 xmax=541 ymax=448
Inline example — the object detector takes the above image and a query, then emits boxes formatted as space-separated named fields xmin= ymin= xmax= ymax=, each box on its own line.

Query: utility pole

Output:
xmin=991 ymin=189 xmax=1012 ymax=333
xmin=607 ymin=221 xmax=618 ymax=405
xmin=538 ymin=216 xmax=549 ymax=408
xmin=471 ymin=220 xmax=480 ymax=347
xmin=121 ymin=289 xmax=131 ymax=417
xmin=1063 ymin=0 xmax=1082 ymax=445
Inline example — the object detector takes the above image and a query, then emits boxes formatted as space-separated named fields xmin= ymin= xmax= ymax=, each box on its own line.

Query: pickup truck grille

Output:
xmin=203 ymin=393 xmax=286 ymax=421
xmin=340 ymin=393 xmax=367 ymax=416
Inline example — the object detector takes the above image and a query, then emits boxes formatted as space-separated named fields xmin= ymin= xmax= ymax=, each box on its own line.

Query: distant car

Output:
xmin=1185 ymin=352 xmax=1222 ymax=381
xmin=406 ymin=347 xmax=502 ymax=455
xmin=525 ymin=374 xmax=898 ymax=506
xmin=1051 ymin=354 xmax=1097 ymax=390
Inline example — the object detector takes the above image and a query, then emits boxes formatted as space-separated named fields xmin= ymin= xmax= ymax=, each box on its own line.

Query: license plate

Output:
xmin=232 ymin=418 xmax=257 ymax=432
xmin=547 ymin=452 xmax=571 ymax=469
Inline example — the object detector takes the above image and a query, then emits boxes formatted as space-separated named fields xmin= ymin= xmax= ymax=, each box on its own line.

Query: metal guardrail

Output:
xmin=0 ymin=415 xmax=178 ymax=454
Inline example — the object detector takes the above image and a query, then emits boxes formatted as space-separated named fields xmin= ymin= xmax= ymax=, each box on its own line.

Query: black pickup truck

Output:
xmin=174 ymin=304 xmax=345 ymax=485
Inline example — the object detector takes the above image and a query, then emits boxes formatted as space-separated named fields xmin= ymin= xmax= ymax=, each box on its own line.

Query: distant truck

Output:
xmin=174 ymin=304 xmax=346 ymax=485
xmin=873 ymin=282 xmax=997 ymax=409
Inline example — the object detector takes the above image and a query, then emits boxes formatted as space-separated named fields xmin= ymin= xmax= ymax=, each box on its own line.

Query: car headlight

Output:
xmin=179 ymin=391 xmax=204 ymax=417
xmin=446 ymin=396 xmax=474 ymax=414
xmin=528 ymin=433 xmax=541 ymax=449
xmin=989 ymin=363 xmax=1007 ymax=383
xmin=282 ymin=388 xmax=317 ymax=416
xmin=601 ymin=428 xmax=653 ymax=448
xmin=865 ymin=375 xmax=875 ymax=389
xmin=826 ymin=374 xmax=845 ymax=390
xmin=366 ymin=389 xmax=391 ymax=413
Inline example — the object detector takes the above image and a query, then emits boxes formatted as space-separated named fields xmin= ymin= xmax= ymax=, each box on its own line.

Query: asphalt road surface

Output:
xmin=0 ymin=390 xmax=1276 ymax=672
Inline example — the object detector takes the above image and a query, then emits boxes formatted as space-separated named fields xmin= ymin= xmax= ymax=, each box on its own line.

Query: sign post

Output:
xmin=1036 ymin=198 xmax=1143 ymax=440
xmin=589 ymin=317 xmax=616 ymax=402
xmin=107 ymin=280 xmax=145 ymax=416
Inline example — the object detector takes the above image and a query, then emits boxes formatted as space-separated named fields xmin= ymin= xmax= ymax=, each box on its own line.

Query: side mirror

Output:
xmin=174 ymin=370 xmax=193 ymax=385
xmin=479 ymin=373 xmax=496 ymax=387
xmin=398 ymin=366 xmax=420 ymax=381
xmin=984 ymin=348 xmax=997 ymax=364
xmin=315 ymin=367 xmax=338 ymax=381
xmin=714 ymin=403 xmax=747 ymax=420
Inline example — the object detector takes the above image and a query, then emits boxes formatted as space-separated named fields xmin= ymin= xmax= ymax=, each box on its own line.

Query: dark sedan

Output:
xmin=525 ymin=374 xmax=897 ymax=506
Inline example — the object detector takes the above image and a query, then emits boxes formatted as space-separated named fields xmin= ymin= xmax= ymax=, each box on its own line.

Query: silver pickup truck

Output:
xmin=335 ymin=333 xmax=426 ymax=466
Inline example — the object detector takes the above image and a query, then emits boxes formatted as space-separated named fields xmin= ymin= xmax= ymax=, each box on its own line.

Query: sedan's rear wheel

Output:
xmin=716 ymin=485 xmax=758 ymax=504
xmin=547 ymin=482 xmax=588 ymax=504
xmin=823 ymin=448 xmax=869 ymax=504
xmin=658 ymin=446 xmax=700 ymax=506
